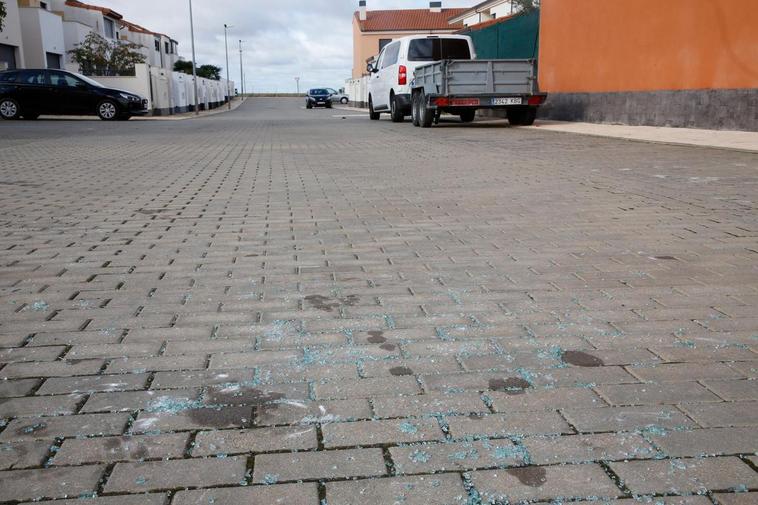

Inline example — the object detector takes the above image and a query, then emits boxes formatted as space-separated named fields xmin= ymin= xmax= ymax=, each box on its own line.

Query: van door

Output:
xmin=369 ymin=48 xmax=386 ymax=110
xmin=375 ymin=41 xmax=400 ymax=109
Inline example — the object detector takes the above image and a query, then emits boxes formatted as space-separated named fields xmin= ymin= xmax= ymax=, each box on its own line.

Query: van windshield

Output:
xmin=408 ymin=39 xmax=471 ymax=61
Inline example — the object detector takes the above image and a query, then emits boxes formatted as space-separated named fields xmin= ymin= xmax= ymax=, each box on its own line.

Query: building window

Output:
xmin=104 ymin=18 xmax=115 ymax=39
xmin=40 ymin=2 xmax=48 ymax=10
xmin=165 ymin=41 xmax=170 ymax=54
xmin=155 ymin=40 xmax=160 ymax=51
xmin=378 ymin=39 xmax=392 ymax=52
xmin=46 ymin=52 xmax=62 ymax=69
xmin=0 ymin=44 xmax=17 ymax=70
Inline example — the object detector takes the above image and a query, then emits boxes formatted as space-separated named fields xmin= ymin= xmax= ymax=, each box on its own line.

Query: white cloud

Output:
xmin=103 ymin=0 xmax=474 ymax=92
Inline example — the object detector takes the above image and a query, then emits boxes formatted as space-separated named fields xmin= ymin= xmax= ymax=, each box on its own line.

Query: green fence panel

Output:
xmin=465 ymin=9 xmax=540 ymax=60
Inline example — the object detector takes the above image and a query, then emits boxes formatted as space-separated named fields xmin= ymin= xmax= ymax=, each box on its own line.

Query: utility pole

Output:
xmin=239 ymin=40 xmax=244 ymax=97
xmin=294 ymin=77 xmax=300 ymax=94
xmin=224 ymin=24 xmax=231 ymax=109
xmin=189 ymin=0 xmax=199 ymax=115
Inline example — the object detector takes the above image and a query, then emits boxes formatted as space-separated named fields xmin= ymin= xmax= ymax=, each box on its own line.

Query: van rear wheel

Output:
xmin=390 ymin=95 xmax=404 ymax=123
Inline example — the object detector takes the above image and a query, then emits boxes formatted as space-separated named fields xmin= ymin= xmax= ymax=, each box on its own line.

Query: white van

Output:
xmin=366 ymin=35 xmax=476 ymax=122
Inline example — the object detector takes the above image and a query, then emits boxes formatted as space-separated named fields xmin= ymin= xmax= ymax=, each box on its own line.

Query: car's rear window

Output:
xmin=0 ymin=72 xmax=18 ymax=83
xmin=16 ymin=70 xmax=46 ymax=85
xmin=408 ymin=39 xmax=471 ymax=61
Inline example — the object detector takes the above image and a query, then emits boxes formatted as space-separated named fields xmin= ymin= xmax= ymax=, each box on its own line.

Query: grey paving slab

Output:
xmin=1 ymin=98 xmax=757 ymax=503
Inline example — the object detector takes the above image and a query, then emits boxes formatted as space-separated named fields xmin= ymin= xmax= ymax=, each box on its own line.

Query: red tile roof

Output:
xmin=355 ymin=8 xmax=467 ymax=32
xmin=65 ymin=0 xmax=123 ymax=20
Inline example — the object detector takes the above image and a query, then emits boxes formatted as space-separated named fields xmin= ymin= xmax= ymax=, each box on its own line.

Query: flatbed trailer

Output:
xmin=410 ymin=58 xmax=546 ymax=127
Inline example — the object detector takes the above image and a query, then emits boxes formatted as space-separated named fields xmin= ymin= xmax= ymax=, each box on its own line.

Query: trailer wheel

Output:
xmin=507 ymin=106 xmax=537 ymax=126
xmin=418 ymin=91 xmax=433 ymax=128
xmin=411 ymin=92 xmax=420 ymax=127
xmin=459 ymin=110 xmax=476 ymax=123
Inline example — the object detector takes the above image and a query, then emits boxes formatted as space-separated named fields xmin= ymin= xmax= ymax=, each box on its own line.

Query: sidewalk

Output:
xmin=37 ymin=97 xmax=246 ymax=121
xmin=527 ymin=121 xmax=758 ymax=153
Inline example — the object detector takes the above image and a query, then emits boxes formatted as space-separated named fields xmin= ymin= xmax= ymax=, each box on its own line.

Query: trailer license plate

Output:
xmin=492 ymin=97 xmax=522 ymax=105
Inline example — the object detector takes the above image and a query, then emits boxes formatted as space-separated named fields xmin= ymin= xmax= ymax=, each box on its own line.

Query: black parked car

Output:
xmin=306 ymin=88 xmax=332 ymax=109
xmin=0 ymin=69 xmax=149 ymax=121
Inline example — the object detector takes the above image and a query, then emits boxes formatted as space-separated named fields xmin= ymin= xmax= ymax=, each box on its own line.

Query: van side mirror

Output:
xmin=366 ymin=63 xmax=374 ymax=73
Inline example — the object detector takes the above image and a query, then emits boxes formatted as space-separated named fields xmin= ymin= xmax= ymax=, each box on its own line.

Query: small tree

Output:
xmin=173 ymin=60 xmax=193 ymax=74
xmin=174 ymin=61 xmax=222 ymax=81
xmin=513 ymin=0 xmax=539 ymax=13
xmin=197 ymin=64 xmax=221 ymax=81
xmin=0 ymin=1 xmax=7 ymax=32
xmin=69 ymin=32 xmax=146 ymax=76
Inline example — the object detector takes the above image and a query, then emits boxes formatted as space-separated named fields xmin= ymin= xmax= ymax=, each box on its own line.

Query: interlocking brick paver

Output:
xmin=471 ymin=463 xmax=621 ymax=502
xmin=252 ymin=448 xmax=386 ymax=482
xmin=192 ymin=425 xmax=318 ymax=456
xmin=610 ymin=457 xmax=758 ymax=494
xmin=0 ymin=440 xmax=52 ymax=470
xmin=104 ymin=457 xmax=248 ymax=493
xmin=172 ymin=483 xmax=317 ymax=505
xmin=0 ymin=465 xmax=105 ymax=502
xmin=1 ymin=98 xmax=757 ymax=503
xmin=326 ymin=474 xmax=467 ymax=505
xmin=52 ymin=433 xmax=190 ymax=465
xmin=20 ymin=496 xmax=168 ymax=505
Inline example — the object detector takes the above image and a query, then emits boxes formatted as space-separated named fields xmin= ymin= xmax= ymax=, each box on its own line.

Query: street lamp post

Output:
xmin=294 ymin=77 xmax=300 ymax=94
xmin=239 ymin=40 xmax=244 ymax=97
xmin=189 ymin=0 xmax=199 ymax=115
xmin=224 ymin=24 xmax=232 ymax=110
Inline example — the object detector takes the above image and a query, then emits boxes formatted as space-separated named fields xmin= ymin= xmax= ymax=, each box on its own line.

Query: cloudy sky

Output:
xmin=103 ymin=0 xmax=473 ymax=92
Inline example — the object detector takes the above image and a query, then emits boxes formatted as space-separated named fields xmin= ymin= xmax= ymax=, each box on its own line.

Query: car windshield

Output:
xmin=408 ymin=38 xmax=471 ymax=61
xmin=71 ymin=72 xmax=104 ymax=87
xmin=310 ymin=89 xmax=329 ymax=95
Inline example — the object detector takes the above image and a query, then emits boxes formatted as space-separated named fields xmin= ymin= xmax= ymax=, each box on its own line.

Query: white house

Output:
xmin=448 ymin=0 xmax=520 ymax=28
xmin=48 ymin=0 xmax=125 ymax=69
xmin=18 ymin=1 xmax=65 ymax=69
xmin=120 ymin=20 xmax=179 ymax=72
xmin=0 ymin=0 xmax=25 ymax=69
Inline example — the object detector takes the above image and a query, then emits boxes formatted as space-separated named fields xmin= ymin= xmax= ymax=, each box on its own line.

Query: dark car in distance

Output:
xmin=0 ymin=69 xmax=149 ymax=121
xmin=306 ymin=88 xmax=332 ymax=109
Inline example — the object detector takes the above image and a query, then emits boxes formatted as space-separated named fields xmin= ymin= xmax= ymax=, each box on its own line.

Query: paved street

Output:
xmin=0 ymin=98 xmax=757 ymax=504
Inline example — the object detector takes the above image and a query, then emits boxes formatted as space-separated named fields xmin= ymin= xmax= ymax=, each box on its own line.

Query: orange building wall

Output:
xmin=538 ymin=0 xmax=758 ymax=93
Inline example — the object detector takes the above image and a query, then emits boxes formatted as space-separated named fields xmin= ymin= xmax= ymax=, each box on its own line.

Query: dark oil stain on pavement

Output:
xmin=380 ymin=343 xmax=397 ymax=351
xmin=489 ymin=378 xmax=531 ymax=395
xmin=305 ymin=294 xmax=360 ymax=312
xmin=507 ymin=466 xmax=547 ymax=487
xmin=367 ymin=331 xmax=386 ymax=343
xmin=390 ymin=366 xmax=414 ymax=376
xmin=187 ymin=388 xmax=285 ymax=428
xmin=562 ymin=350 xmax=604 ymax=367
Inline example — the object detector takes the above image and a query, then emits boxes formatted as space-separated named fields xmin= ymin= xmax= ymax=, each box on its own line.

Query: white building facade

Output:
xmin=448 ymin=0 xmax=519 ymax=28
xmin=0 ymin=0 xmax=25 ymax=69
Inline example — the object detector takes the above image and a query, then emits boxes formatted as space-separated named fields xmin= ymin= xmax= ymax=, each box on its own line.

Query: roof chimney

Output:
xmin=430 ymin=1 xmax=442 ymax=13
xmin=359 ymin=0 xmax=367 ymax=21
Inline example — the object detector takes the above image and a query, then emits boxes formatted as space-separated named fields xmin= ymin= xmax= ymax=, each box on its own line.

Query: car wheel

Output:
xmin=306 ymin=102 xmax=312 ymax=109
xmin=459 ymin=110 xmax=476 ymax=123
xmin=418 ymin=91 xmax=433 ymax=128
xmin=390 ymin=95 xmax=404 ymax=123
xmin=411 ymin=92 xmax=420 ymax=127
xmin=326 ymin=102 xmax=332 ymax=109
xmin=340 ymin=97 xmax=348 ymax=104
xmin=0 ymin=98 xmax=21 ymax=120
xmin=97 ymin=100 xmax=119 ymax=121
xmin=368 ymin=96 xmax=380 ymax=120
